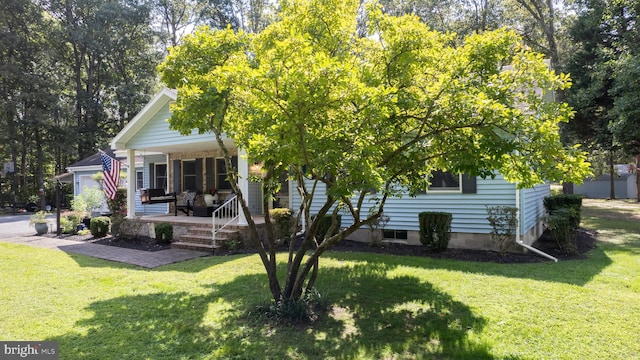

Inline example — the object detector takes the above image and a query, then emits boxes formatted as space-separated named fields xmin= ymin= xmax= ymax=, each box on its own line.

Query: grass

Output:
xmin=1 ymin=199 xmax=639 ymax=359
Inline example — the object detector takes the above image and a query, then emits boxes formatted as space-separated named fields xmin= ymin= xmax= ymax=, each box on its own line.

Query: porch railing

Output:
xmin=212 ymin=194 xmax=239 ymax=248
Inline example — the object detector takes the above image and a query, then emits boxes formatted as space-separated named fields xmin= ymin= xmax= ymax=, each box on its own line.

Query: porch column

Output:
xmin=126 ymin=149 xmax=136 ymax=219
xmin=237 ymin=149 xmax=249 ymax=226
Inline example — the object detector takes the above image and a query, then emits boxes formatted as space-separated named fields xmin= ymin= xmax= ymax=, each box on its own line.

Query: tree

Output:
xmin=159 ymin=0 xmax=590 ymax=305
xmin=46 ymin=0 xmax=160 ymax=158
xmin=565 ymin=0 xmax=640 ymax=200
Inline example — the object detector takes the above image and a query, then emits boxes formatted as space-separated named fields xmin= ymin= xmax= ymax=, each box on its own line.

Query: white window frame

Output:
xmin=135 ymin=170 xmax=144 ymax=191
xmin=427 ymin=171 xmax=463 ymax=193
xmin=182 ymin=159 xmax=197 ymax=192
xmin=154 ymin=163 xmax=168 ymax=190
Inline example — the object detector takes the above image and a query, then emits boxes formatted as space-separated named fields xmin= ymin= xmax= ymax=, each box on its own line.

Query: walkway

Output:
xmin=1 ymin=235 xmax=211 ymax=268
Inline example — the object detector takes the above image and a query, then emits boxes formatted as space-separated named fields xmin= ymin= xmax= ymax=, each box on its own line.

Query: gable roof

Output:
xmin=110 ymin=87 xmax=177 ymax=151
xmin=67 ymin=149 xmax=121 ymax=168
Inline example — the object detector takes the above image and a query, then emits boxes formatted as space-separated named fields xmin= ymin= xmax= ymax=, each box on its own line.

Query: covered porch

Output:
xmin=109 ymin=88 xmax=267 ymax=223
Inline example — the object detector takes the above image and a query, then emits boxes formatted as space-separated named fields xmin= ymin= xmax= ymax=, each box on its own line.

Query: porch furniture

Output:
xmin=175 ymin=191 xmax=197 ymax=216
xmin=193 ymin=205 xmax=218 ymax=217
xmin=140 ymin=188 xmax=177 ymax=206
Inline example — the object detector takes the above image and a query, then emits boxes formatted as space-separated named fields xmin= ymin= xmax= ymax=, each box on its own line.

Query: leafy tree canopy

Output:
xmin=159 ymin=0 xmax=590 ymax=302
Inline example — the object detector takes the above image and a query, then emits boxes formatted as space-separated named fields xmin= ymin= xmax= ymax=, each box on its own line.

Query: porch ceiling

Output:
xmin=133 ymin=138 xmax=236 ymax=154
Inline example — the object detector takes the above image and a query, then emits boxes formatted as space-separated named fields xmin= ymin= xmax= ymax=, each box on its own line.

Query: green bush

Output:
xmin=313 ymin=214 xmax=342 ymax=243
xmin=269 ymin=208 xmax=293 ymax=245
xmin=543 ymin=194 xmax=583 ymax=229
xmin=418 ymin=212 xmax=452 ymax=252
xmin=486 ymin=206 xmax=519 ymax=256
xmin=61 ymin=214 xmax=80 ymax=234
xmin=155 ymin=222 xmax=173 ymax=244
xmin=546 ymin=208 xmax=577 ymax=254
xmin=90 ymin=216 xmax=111 ymax=238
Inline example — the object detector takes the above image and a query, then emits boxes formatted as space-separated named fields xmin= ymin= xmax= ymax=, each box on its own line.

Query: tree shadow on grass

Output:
xmin=47 ymin=262 xmax=505 ymax=359
xmin=325 ymin=242 xmax=612 ymax=287
xmin=208 ymin=262 xmax=498 ymax=359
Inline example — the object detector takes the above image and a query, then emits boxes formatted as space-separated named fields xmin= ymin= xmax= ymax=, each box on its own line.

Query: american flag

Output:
xmin=101 ymin=152 xmax=121 ymax=200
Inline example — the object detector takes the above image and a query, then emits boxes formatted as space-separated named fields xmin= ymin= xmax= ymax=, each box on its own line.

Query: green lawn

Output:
xmin=1 ymin=199 xmax=639 ymax=359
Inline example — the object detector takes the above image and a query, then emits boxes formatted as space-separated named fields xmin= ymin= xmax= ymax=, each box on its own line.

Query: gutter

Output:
xmin=515 ymin=185 xmax=558 ymax=262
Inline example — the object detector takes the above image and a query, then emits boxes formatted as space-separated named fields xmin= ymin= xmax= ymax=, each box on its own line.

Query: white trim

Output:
xmin=427 ymin=172 xmax=463 ymax=193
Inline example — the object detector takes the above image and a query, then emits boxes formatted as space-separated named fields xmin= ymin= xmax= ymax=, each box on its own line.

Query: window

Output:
xmin=155 ymin=164 xmax=167 ymax=190
xmin=383 ymin=229 xmax=408 ymax=240
xmin=182 ymin=160 xmax=196 ymax=191
xmin=216 ymin=157 xmax=237 ymax=190
xmin=136 ymin=170 xmax=143 ymax=190
xmin=428 ymin=170 xmax=462 ymax=192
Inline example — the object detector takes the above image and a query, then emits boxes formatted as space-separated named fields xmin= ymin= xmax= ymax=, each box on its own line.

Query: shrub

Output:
xmin=313 ymin=214 xmax=342 ymax=243
xmin=486 ymin=206 xmax=519 ymax=256
xmin=155 ymin=222 xmax=173 ymax=244
xmin=418 ymin=212 xmax=452 ymax=252
xmin=250 ymin=288 xmax=329 ymax=325
xmin=225 ymin=238 xmax=242 ymax=252
xmin=546 ymin=208 xmax=578 ymax=254
xmin=90 ymin=216 xmax=111 ymax=238
xmin=269 ymin=208 xmax=293 ymax=245
xmin=543 ymin=194 xmax=582 ymax=229
xmin=63 ymin=214 xmax=80 ymax=234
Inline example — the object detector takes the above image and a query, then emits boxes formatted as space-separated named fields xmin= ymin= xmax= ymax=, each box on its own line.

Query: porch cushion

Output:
xmin=182 ymin=191 xmax=196 ymax=205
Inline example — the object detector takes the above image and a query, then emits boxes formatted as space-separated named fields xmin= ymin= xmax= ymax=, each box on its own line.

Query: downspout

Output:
xmin=515 ymin=184 xmax=558 ymax=262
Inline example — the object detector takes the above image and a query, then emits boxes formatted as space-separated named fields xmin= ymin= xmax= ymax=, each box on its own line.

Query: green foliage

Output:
xmin=90 ymin=217 xmax=111 ymax=238
xmin=71 ymin=196 xmax=88 ymax=218
xmin=313 ymin=214 xmax=342 ymax=243
xmin=106 ymin=188 xmax=127 ymax=217
xmin=61 ymin=214 xmax=80 ymax=234
xmin=225 ymin=238 xmax=242 ymax=252
xmin=29 ymin=211 xmax=49 ymax=226
xmin=544 ymin=194 xmax=583 ymax=254
xmin=486 ymin=206 xmax=519 ymax=256
xmin=269 ymin=208 xmax=293 ymax=245
xmin=155 ymin=223 xmax=173 ymax=244
xmin=80 ymin=186 xmax=105 ymax=214
xmin=159 ymin=0 xmax=592 ymax=303
xmin=418 ymin=212 xmax=452 ymax=252
xmin=546 ymin=208 xmax=578 ymax=254
xmin=251 ymin=289 xmax=329 ymax=325
xmin=544 ymin=194 xmax=583 ymax=229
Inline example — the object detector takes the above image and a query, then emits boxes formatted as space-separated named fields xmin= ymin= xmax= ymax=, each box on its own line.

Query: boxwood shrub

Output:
xmin=90 ymin=216 xmax=111 ymax=238
xmin=155 ymin=222 xmax=173 ymax=244
xmin=418 ymin=212 xmax=452 ymax=252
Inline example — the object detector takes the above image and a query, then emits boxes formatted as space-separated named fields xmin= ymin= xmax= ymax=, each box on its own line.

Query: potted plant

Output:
xmin=29 ymin=211 xmax=50 ymax=235
xmin=205 ymin=186 xmax=219 ymax=206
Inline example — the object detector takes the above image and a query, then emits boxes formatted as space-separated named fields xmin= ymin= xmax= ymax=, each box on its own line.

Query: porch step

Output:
xmin=171 ymin=241 xmax=221 ymax=252
xmin=171 ymin=225 xmax=239 ymax=253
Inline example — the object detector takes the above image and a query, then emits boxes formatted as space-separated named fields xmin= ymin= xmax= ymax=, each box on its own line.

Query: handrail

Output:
xmin=212 ymin=194 xmax=239 ymax=248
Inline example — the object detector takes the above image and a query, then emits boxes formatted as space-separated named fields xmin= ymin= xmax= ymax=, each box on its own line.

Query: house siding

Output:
xmin=291 ymin=175 xmax=550 ymax=248
xmin=125 ymin=103 xmax=218 ymax=149
xmin=141 ymin=154 xmax=169 ymax=215
xmin=520 ymin=183 xmax=549 ymax=233
xmin=292 ymin=175 xmax=518 ymax=233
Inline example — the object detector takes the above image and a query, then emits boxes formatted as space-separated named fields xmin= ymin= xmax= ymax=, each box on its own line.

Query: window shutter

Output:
xmin=148 ymin=163 xmax=155 ymax=189
xmin=195 ymin=158 xmax=203 ymax=192
xmin=462 ymin=174 xmax=477 ymax=193
xmin=173 ymin=160 xmax=181 ymax=192
xmin=205 ymin=157 xmax=214 ymax=190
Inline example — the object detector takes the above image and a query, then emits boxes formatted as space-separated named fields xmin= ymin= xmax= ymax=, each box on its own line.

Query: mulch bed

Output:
xmin=45 ymin=228 xmax=597 ymax=263
xmin=328 ymin=228 xmax=597 ymax=263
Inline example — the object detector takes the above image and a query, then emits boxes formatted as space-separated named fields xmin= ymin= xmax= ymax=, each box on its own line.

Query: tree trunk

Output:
xmin=609 ymin=151 xmax=616 ymax=199
xmin=636 ymin=154 xmax=640 ymax=203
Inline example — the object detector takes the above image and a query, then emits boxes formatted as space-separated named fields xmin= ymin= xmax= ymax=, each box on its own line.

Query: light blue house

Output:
xmin=66 ymin=149 xmax=141 ymax=215
xmin=110 ymin=87 xmax=550 ymax=251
